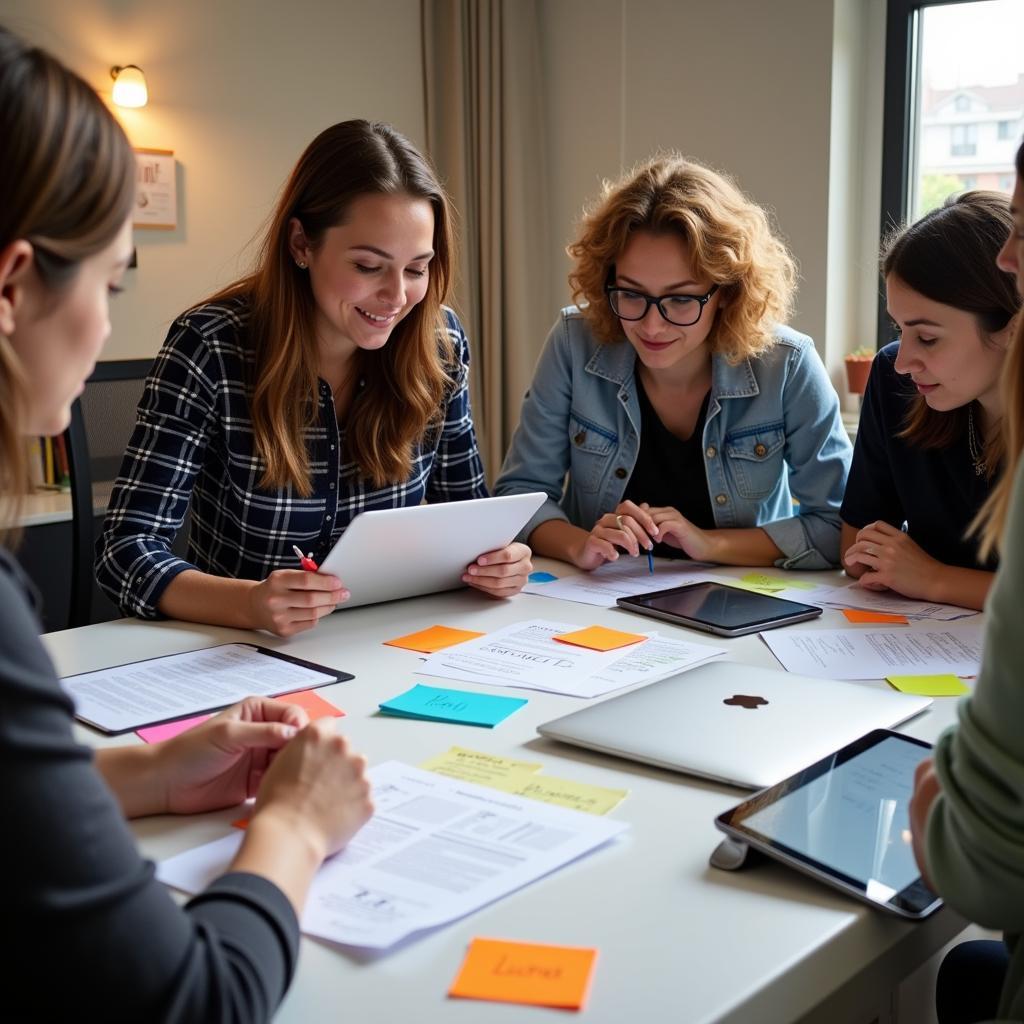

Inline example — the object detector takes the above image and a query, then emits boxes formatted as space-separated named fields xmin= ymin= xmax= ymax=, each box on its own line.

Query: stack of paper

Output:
xmin=417 ymin=619 xmax=725 ymax=698
xmin=158 ymin=761 xmax=628 ymax=950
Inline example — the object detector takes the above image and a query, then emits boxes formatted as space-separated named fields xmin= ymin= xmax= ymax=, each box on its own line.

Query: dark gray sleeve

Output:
xmin=0 ymin=549 xmax=300 ymax=1023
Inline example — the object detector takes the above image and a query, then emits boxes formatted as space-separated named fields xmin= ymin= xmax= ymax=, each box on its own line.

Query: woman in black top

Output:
xmin=0 ymin=27 xmax=372 ymax=1021
xmin=841 ymin=192 xmax=1019 ymax=611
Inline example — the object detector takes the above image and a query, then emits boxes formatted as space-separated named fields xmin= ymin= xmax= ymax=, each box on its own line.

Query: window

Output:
xmin=879 ymin=0 xmax=1024 ymax=345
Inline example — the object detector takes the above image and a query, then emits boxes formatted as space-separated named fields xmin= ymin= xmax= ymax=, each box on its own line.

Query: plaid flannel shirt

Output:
xmin=95 ymin=298 xmax=487 ymax=618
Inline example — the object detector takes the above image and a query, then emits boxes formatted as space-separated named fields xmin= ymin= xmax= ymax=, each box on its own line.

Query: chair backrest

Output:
xmin=65 ymin=359 xmax=153 ymax=628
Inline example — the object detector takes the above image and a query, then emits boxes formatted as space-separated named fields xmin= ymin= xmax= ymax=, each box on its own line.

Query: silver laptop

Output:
xmin=537 ymin=661 xmax=932 ymax=789
xmin=316 ymin=492 xmax=545 ymax=609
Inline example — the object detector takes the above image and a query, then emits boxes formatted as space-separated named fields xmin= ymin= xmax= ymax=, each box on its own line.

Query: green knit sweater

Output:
xmin=928 ymin=457 xmax=1024 ymax=1023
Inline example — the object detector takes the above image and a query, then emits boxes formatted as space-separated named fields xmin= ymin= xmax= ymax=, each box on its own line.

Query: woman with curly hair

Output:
xmin=495 ymin=155 xmax=851 ymax=570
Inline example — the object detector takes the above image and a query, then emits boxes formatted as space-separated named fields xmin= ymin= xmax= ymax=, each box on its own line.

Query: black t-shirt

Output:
xmin=0 ymin=545 xmax=300 ymax=1021
xmin=840 ymin=341 xmax=997 ymax=570
xmin=623 ymin=375 xmax=715 ymax=559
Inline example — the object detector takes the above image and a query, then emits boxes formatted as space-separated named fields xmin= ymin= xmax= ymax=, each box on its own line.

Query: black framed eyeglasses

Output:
xmin=604 ymin=274 xmax=719 ymax=327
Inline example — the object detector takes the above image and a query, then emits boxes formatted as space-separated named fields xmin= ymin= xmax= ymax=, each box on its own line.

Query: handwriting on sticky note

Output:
xmin=843 ymin=608 xmax=909 ymax=625
xmin=384 ymin=625 xmax=485 ymax=654
xmin=886 ymin=674 xmax=969 ymax=696
xmin=380 ymin=684 xmax=527 ymax=727
xmin=553 ymin=625 xmax=646 ymax=652
xmin=419 ymin=746 xmax=543 ymax=785
xmin=496 ymin=775 xmax=628 ymax=815
xmin=449 ymin=937 xmax=598 ymax=1009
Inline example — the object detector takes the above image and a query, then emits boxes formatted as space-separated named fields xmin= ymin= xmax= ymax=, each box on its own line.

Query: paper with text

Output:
xmin=157 ymin=761 xmax=628 ymax=949
xmin=522 ymin=558 xmax=719 ymax=607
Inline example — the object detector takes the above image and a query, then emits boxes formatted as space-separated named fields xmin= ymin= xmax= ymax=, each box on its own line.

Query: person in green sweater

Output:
xmin=909 ymin=139 xmax=1024 ymax=1024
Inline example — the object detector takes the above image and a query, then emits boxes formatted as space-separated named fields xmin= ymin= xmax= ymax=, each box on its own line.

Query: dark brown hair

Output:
xmin=207 ymin=120 xmax=455 ymax=495
xmin=883 ymin=190 xmax=1018 ymax=472
xmin=0 ymin=26 xmax=136 ymax=536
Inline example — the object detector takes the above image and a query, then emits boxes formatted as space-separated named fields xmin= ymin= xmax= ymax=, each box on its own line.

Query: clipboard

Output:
xmin=61 ymin=643 xmax=353 ymax=735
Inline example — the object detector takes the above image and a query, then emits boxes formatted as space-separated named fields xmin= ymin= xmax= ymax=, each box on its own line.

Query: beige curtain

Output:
xmin=421 ymin=0 xmax=550 ymax=484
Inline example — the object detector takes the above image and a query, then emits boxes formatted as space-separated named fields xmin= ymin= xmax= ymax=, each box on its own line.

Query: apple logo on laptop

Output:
xmin=723 ymin=694 xmax=768 ymax=710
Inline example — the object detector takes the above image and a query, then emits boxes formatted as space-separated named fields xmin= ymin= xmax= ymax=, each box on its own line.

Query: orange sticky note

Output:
xmin=277 ymin=689 xmax=345 ymax=720
xmin=842 ymin=608 xmax=910 ymax=625
xmin=231 ymin=817 xmax=249 ymax=830
xmin=553 ymin=625 xmax=646 ymax=652
xmin=449 ymin=937 xmax=598 ymax=1010
xmin=384 ymin=625 xmax=486 ymax=654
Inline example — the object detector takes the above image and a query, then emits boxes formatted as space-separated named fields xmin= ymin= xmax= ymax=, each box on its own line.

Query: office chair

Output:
xmin=65 ymin=359 xmax=154 ymax=628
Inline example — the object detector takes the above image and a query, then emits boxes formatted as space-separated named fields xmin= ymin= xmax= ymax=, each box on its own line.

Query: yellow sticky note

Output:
xmin=886 ymin=674 xmax=969 ymax=696
xmin=553 ymin=625 xmax=646 ymax=652
xmin=497 ymin=775 xmax=629 ymax=815
xmin=384 ymin=625 xmax=485 ymax=654
xmin=419 ymin=746 xmax=543 ymax=786
xmin=725 ymin=577 xmax=786 ymax=595
xmin=449 ymin=937 xmax=598 ymax=1009
xmin=844 ymin=608 xmax=909 ymax=625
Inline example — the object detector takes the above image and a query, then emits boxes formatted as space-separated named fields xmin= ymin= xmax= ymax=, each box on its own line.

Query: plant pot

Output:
xmin=844 ymin=356 xmax=873 ymax=396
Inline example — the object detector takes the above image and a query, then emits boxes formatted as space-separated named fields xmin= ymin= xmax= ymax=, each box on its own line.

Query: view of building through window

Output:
xmin=913 ymin=0 xmax=1024 ymax=219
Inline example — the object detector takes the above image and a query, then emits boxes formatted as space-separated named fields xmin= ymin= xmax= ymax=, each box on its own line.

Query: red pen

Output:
xmin=291 ymin=545 xmax=319 ymax=571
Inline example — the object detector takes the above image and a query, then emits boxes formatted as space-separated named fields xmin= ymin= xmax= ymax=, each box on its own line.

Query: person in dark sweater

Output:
xmin=841 ymin=191 xmax=1019 ymax=611
xmin=0 ymin=26 xmax=372 ymax=1021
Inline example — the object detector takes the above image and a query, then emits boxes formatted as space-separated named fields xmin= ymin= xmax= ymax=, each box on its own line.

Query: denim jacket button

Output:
xmin=754 ymin=443 xmax=768 ymax=458
xmin=715 ymin=493 xmax=728 ymax=505
xmin=706 ymin=446 xmax=717 ymax=458
xmin=574 ymin=431 xmax=586 ymax=445
xmin=615 ymin=467 xmax=628 ymax=479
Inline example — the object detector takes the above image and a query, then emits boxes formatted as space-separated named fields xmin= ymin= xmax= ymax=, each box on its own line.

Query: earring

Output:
xmin=295 ymin=259 xmax=308 ymax=269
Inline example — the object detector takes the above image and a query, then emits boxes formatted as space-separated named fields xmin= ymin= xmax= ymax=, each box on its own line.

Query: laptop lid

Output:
xmin=537 ymin=661 xmax=932 ymax=789
xmin=317 ymin=492 xmax=545 ymax=609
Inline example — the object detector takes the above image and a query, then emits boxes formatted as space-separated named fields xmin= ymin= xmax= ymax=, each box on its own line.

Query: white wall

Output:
xmin=2 ymin=0 xmax=426 ymax=359
xmin=539 ymin=0 xmax=885 ymax=397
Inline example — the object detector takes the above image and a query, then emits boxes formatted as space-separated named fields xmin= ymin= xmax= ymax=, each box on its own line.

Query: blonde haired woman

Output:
xmin=97 ymin=120 xmax=531 ymax=636
xmin=495 ymin=156 xmax=851 ymax=569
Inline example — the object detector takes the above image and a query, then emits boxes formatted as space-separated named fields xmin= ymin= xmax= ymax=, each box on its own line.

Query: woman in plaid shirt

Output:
xmin=97 ymin=121 xmax=531 ymax=636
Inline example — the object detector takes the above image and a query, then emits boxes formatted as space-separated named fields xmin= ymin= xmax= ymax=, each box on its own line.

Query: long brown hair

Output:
xmin=0 ymin=27 xmax=135 ymax=538
xmin=568 ymin=155 xmax=796 ymax=362
xmin=975 ymin=142 xmax=1024 ymax=559
xmin=883 ymin=191 xmax=1018 ymax=475
xmin=207 ymin=120 xmax=455 ymax=495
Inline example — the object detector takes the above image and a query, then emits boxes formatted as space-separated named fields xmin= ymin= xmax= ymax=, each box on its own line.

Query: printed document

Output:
xmin=158 ymin=761 xmax=628 ymax=949
xmin=416 ymin=619 xmax=724 ymax=698
xmin=523 ymin=558 xmax=719 ymax=607
xmin=761 ymin=624 xmax=984 ymax=679
xmin=820 ymin=583 xmax=979 ymax=621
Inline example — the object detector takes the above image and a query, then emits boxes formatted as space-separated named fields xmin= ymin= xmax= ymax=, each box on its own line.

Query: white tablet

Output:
xmin=714 ymin=729 xmax=942 ymax=919
xmin=317 ymin=492 xmax=546 ymax=609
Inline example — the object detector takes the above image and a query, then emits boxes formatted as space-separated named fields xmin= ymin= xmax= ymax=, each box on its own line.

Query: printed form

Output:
xmin=158 ymin=761 xmax=628 ymax=949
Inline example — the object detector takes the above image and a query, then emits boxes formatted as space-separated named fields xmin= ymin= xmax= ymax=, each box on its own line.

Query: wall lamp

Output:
xmin=110 ymin=64 xmax=148 ymax=108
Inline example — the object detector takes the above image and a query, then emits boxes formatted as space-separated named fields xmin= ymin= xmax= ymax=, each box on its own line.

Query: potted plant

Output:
xmin=844 ymin=345 xmax=875 ymax=396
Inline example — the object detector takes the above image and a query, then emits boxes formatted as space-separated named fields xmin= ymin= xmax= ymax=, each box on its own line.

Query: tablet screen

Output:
xmin=631 ymin=582 xmax=817 ymax=629
xmin=725 ymin=732 xmax=935 ymax=912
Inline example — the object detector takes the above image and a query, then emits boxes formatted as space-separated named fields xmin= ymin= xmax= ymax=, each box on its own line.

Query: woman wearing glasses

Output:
xmin=495 ymin=156 xmax=851 ymax=570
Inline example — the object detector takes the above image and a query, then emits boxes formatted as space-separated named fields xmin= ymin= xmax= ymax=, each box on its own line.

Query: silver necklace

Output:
xmin=967 ymin=403 xmax=987 ymax=477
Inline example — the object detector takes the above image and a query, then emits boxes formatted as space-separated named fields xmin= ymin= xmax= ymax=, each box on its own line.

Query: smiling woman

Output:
xmin=840 ymin=191 xmax=1019 ymax=610
xmin=95 ymin=120 xmax=533 ymax=636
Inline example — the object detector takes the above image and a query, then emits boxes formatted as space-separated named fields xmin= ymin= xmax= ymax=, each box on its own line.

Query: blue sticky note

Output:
xmin=379 ymin=684 xmax=527 ymax=727
xmin=528 ymin=571 xmax=558 ymax=583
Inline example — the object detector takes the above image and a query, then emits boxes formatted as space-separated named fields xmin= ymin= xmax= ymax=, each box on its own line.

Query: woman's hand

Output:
xmin=843 ymin=521 xmax=943 ymax=599
xmin=569 ymin=500 xmax=659 ymax=570
xmin=909 ymin=757 xmax=941 ymax=890
xmin=154 ymin=696 xmax=311 ymax=816
xmin=248 ymin=718 xmax=374 ymax=862
xmin=464 ymin=542 xmax=533 ymax=597
xmin=646 ymin=504 xmax=718 ymax=562
xmin=247 ymin=569 xmax=349 ymax=636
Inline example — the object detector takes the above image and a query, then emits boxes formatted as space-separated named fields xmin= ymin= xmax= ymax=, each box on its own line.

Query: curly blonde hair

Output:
xmin=568 ymin=155 xmax=797 ymax=362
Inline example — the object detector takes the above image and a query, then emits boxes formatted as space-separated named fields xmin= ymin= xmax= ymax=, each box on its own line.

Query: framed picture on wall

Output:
xmin=133 ymin=148 xmax=177 ymax=230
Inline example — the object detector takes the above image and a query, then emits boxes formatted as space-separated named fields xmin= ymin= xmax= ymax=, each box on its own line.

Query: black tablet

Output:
xmin=616 ymin=580 xmax=822 ymax=637
xmin=715 ymin=729 xmax=942 ymax=920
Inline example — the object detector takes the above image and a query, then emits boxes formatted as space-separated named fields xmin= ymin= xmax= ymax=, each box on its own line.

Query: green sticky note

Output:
xmin=738 ymin=572 xmax=815 ymax=592
xmin=886 ymin=674 xmax=969 ymax=697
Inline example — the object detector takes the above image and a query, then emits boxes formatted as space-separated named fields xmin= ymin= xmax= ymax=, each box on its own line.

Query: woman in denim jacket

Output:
xmin=495 ymin=156 xmax=851 ymax=571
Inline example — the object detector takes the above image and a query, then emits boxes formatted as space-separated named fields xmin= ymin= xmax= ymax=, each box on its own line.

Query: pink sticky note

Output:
xmin=136 ymin=714 xmax=211 ymax=744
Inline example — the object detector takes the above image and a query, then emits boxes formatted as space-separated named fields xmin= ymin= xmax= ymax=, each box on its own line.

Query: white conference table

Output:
xmin=43 ymin=561 xmax=971 ymax=1024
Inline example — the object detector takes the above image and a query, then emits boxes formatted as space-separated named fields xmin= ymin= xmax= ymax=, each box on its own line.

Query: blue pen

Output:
xmin=647 ymin=547 xmax=654 ymax=575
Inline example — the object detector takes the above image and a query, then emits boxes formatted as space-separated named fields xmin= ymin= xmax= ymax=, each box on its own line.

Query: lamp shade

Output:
xmin=111 ymin=65 xmax=148 ymax=108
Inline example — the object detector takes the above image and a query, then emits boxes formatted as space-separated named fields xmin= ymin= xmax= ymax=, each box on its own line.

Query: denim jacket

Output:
xmin=494 ymin=308 xmax=852 ymax=569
